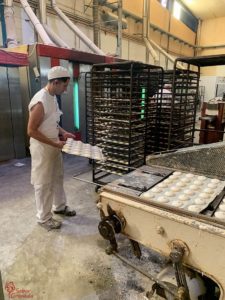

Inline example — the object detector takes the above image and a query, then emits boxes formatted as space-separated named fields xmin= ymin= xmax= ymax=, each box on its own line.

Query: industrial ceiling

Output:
xmin=181 ymin=0 xmax=225 ymax=20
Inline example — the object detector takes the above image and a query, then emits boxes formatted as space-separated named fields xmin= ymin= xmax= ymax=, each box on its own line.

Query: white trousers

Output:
xmin=34 ymin=175 xmax=67 ymax=223
xmin=30 ymin=138 xmax=67 ymax=223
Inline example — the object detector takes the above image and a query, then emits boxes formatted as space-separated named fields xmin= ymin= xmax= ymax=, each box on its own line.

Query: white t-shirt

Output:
xmin=28 ymin=88 xmax=62 ymax=139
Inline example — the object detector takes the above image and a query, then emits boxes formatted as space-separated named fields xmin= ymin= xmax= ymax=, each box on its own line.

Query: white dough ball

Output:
xmin=164 ymin=177 xmax=174 ymax=183
xmin=170 ymin=186 xmax=181 ymax=192
xmin=173 ymin=171 xmax=182 ymax=177
xmin=171 ymin=200 xmax=183 ymax=207
xmin=185 ymin=173 xmax=194 ymax=178
xmin=199 ymin=193 xmax=209 ymax=199
xmin=219 ymin=204 xmax=225 ymax=211
xmin=204 ymin=188 xmax=214 ymax=194
xmin=176 ymin=182 xmax=186 ymax=187
xmin=207 ymin=183 xmax=217 ymax=188
xmin=211 ymin=178 xmax=220 ymax=183
xmin=215 ymin=211 xmax=225 ymax=220
xmin=193 ymin=181 xmax=202 ymax=186
xmin=183 ymin=189 xmax=195 ymax=195
xmin=197 ymin=176 xmax=206 ymax=181
xmin=140 ymin=192 xmax=154 ymax=199
xmin=165 ymin=191 xmax=174 ymax=197
xmin=194 ymin=198 xmax=205 ymax=205
xmin=181 ymin=177 xmax=189 ymax=183
xmin=151 ymin=187 xmax=162 ymax=193
xmin=156 ymin=197 xmax=169 ymax=203
xmin=189 ymin=185 xmax=200 ymax=191
xmin=178 ymin=194 xmax=189 ymax=201
xmin=188 ymin=205 xmax=201 ymax=212
xmin=158 ymin=182 xmax=167 ymax=188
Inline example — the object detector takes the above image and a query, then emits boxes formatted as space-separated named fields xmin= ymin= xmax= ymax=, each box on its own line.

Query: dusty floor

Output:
xmin=0 ymin=155 xmax=165 ymax=300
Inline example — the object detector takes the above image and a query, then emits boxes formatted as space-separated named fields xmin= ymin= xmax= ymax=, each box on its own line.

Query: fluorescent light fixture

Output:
xmin=173 ymin=1 xmax=181 ymax=20
xmin=141 ymin=88 xmax=146 ymax=120
xmin=73 ymin=80 xmax=80 ymax=130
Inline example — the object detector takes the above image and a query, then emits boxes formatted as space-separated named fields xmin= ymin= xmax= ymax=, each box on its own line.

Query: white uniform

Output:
xmin=29 ymin=88 xmax=67 ymax=223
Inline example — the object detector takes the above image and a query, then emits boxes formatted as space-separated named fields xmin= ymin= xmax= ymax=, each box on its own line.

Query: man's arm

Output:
xmin=27 ymin=102 xmax=65 ymax=149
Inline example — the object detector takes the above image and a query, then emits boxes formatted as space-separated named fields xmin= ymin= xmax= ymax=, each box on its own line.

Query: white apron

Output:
xmin=30 ymin=138 xmax=63 ymax=185
xmin=29 ymin=88 xmax=63 ymax=185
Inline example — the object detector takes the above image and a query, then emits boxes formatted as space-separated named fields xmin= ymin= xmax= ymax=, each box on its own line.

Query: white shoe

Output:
xmin=38 ymin=218 xmax=62 ymax=231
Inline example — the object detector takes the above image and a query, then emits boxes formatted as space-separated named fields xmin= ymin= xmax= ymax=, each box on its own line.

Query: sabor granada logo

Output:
xmin=5 ymin=281 xmax=33 ymax=299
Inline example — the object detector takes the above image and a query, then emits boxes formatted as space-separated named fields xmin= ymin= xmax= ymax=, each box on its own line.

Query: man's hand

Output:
xmin=55 ymin=140 xmax=66 ymax=149
xmin=62 ymin=132 xmax=76 ymax=140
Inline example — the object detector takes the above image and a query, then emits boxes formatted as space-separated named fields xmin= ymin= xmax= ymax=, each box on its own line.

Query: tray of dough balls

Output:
xmin=62 ymin=138 xmax=105 ymax=161
xmin=140 ymin=171 xmax=225 ymax=214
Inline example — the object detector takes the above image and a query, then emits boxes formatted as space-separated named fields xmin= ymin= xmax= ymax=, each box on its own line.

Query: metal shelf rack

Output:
xmin=88 ymin=61 xmax=163 ymax=185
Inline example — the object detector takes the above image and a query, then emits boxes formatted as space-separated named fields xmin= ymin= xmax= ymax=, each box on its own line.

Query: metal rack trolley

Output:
xmin=168 ymin=60 xmax=199 ymax=149
xmin=169 ymin=55 xmax=225 ymax=149
xmin=89 ymin=61 xmax=163 ymax=186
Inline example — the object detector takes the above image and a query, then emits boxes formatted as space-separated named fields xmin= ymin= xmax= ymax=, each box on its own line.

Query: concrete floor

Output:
xmin=0 ymin=154 xmax=165 ymax=300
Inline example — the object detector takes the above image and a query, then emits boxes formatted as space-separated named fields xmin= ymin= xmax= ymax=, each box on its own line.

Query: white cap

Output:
xmin=47 ymin=66 xmax=70 ymax=80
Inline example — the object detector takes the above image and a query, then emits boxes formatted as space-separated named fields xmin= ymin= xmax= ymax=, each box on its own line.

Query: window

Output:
xmin=173 ymin=1 xmax=181 ymax=20
xmin=161 ymin=0 xmax=168 ymax=8
xmin=173 ymin=0 xmax=198 ymax=32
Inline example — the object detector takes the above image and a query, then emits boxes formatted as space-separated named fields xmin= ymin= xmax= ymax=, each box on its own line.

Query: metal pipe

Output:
xmin=43 ymin=24 xmax=70 ymax=48
xmin=51 ymin=0 xmax=105 ymax=55
xmin=142 ymin=0 xmax=158 ymax=64
xmin=150 ymin=38 xmax=185 ymax=69
xmin=20 ymin=0 xmax=55 ymax=45
xmin=39 ymin=0 xmax=46 ymax=24
xmin=93 ymin=0 xmax=100 ymax=47
xmin=39 ymin=0 xmax=70 ymax=48
xmin=116 ymin=0 xmax=122 ymax=57
xmin=113 ymin=252 xmax=178 ymax=298
xmin=143 ymin=37 xmax=158 ymax=63
xmin=143 ymin=0 xmax=149 ymax=62
xmin=4 ymin=0 xmax=17 ymax=47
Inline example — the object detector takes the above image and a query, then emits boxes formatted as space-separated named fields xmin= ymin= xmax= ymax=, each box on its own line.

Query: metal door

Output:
xmin=0 ymin=67 xmax=14 ymax=161
xmin=8 ymin=68 xmax=26 ymax=158
xmin=0 ymin=67 xmax=26 ymax=161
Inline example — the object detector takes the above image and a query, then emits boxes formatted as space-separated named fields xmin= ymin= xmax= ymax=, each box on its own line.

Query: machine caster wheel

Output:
xmin=145 ymin=290 xmax=154 ymax=299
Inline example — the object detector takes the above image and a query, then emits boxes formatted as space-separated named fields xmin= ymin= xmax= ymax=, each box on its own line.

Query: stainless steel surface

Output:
xmin=19 ymin=66 xmax=31 ymax=151
xmin=28 ymin=44 xmax=41 ymax=98
xmin=0 ymin=67 xmax=14 ymax=161
xmin=79 ymin=64 xmax=92 ymax=142
xmin=0 ymin=66 xmax=26 ymax=161
xmin=60 ymin=60 xmax=74 ymax=132
xmin=106 ymin=165 xmax=173 ymax=197
xmin=8 ymin=67 xmax=26 ymax=158
xmin=39 ymin=56 xmax=50 ymax=88
xmin=147 ymin=142 xmax=225 ymax=179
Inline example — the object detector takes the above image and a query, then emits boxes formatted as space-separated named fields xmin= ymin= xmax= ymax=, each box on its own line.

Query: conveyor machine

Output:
xmin=97 ymin=142 xmax=225 ymax=299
